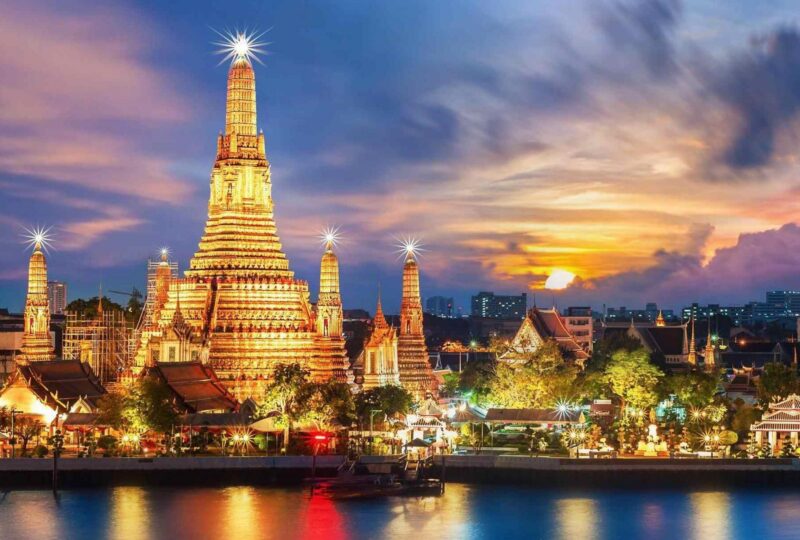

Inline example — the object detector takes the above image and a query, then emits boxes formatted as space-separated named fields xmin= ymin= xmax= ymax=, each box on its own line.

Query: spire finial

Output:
xmin=97 ymin=284 xmax=104 ymax=316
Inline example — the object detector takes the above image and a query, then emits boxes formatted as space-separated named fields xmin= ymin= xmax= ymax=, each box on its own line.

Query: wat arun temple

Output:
xmin=119 ymin=48 xmax=436 ymax=400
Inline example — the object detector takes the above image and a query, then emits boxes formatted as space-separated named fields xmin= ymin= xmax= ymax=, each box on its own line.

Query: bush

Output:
xmin=97 ymin=435 xmax=118 ymax=455
xmin=34 ymin=445 xmax=48 ymax=458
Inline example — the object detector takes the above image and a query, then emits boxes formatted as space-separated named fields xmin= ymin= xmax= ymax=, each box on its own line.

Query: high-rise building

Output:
xmin=471 ymin=291 xmax=527 ymax=319
xmin=47 ymin=281 xmax=67 ymax=315
xmin=425 ymin=296 xmax=454 ymax=317
xmin=766 ymin=290 xmax=800 ymax=317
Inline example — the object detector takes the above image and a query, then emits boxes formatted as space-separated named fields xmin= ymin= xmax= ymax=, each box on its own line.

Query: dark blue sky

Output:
xmin=3 ymin=0 xmax=800 ymax=314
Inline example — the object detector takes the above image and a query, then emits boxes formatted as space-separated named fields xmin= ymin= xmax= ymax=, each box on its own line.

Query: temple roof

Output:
xmin=147 ymin=362 xmax=238 ymax=413
xmin=503 ymin=308 xmax=589 ymax=362
xmin=14 ymin=360 xmax=106 ymax=412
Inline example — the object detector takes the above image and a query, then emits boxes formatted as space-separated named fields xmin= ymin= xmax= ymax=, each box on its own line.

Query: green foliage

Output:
xmin=590 ymin=332 xmax=644 ymax=372
xmin=128 ymin=377 xmax=180 ymax=434
xmin=664 ymin=370 xmax=720 ymax=407
xmin=97 ymin=435 xmax=118 ymax=453
xmin=731 ymin=404 xmax=761 ymax=437
xmin=354 ymin=385 xmax=414 ymax=425
xmin=66 ymin=296 xmax=125 ymax=318
xmin=603 ymin=348 xmax=663 ymax=413
xmin=487 ymin=340 xmax=577 ymax=409
xmin=258 ymin=364 xmax=310 ymax=423
xmin=781 ymin=436 xmax=796 ymax=457
xmin=458 ymin=357 xmax=495 ymax=404
xmin=442 ymin=372 xmax=460 ymax=396
xmin=757 ymin=363 xmax=799 ymax=407
xmin=96 ymin=391 xmax=127 ymax=430
xmin=296 ymin=381 xmax=355 ymax=430
xmin=487 ymin=361 xmax=577 ymax=409
xmin=33 ymin=444 xmax=48 ymax=458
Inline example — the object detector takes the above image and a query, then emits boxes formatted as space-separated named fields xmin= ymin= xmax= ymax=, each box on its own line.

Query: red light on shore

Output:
xmin=313 ymin=435 xmax=327 ymax=441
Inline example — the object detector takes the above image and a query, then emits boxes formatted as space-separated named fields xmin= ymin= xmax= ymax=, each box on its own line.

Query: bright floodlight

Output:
xmin=213 ymin=28 xmax=269 ymax=65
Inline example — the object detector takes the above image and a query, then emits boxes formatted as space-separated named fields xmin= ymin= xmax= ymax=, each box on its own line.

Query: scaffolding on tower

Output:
xmin=63 ymin=309 xmax=136 ymax=385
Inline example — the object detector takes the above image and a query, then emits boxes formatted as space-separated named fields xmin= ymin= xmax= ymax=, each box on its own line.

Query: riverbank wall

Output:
xmin=3 ymin=455 xmax=800 ymax=489
xmin=0 ymin=456 xmax=344 ymax=489
xmin=431 ymin=455 xmax=800 ymax=488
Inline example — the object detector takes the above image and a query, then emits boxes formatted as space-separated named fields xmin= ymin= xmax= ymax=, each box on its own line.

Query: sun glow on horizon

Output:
xmin=544 ymin=269 xmax=576 ymax=290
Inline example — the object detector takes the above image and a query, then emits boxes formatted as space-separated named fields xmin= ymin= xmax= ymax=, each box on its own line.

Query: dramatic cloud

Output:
xmin=3 ymin=0 xmax=800 ymax=314
xmin=711 ymin=28 xmax=800 ymax=169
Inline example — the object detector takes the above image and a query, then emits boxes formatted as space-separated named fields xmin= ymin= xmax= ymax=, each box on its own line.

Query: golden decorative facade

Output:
xmin=20 ymin=239 xmax=54 ymax=362
xmin=136 ymin=54 xmax=350 ymax=397
xmin=397 ymin=252 xmax=434 ymax=398
xmin=362 ymin=295 xmax=400 ymax=389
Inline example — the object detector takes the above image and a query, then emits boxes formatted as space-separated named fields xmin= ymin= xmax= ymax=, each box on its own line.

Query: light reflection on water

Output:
xmin=1 ymin=484 xmax=800 ymax=540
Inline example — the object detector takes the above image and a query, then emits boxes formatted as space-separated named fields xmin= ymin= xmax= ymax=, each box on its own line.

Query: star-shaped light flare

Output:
xmin=395 ymin=236 xmax=425 ymax=260
xmin=22 ymin=226 xmax=54 ymax=253
xmin=213 ymin=28 xmax=270 ymax=66
xmin=319 ymin=226 xmax=342 ymax=250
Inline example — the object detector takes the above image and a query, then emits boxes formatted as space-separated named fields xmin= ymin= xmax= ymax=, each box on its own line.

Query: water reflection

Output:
xmin=109 ymin=487 xmax=149 ymax=540
xmin=690 ymin=492 xmax=730 ymax=540
xmin=556 ymin=498 xmax=598 ymax=540
xmin=223 ymin=487 xmax=259 ymax=539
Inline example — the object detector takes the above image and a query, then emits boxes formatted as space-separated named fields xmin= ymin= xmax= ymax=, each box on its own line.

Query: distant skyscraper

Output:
xmin=47 ymin=281 xmax=67 ymax=315
xmin=425 ymin=296 xmax=454 ymax=317
xmin=471 ymin=291 xmax=527 ymax=319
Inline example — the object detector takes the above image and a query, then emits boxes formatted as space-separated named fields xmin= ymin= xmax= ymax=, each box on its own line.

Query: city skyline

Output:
xmin=4 ymin=1 xmax=800 ymax=313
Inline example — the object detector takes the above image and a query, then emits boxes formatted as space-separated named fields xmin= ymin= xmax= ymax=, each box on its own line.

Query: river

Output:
xmin=0 ymin=484 xmax=797 ymax=539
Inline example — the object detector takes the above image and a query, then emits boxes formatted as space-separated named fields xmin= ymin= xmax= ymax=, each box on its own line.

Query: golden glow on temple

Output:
xmin=136 ymin=52 xmax=351 ymax=396
xmin=20 ymin=234 xmax=54 ymax=362
xmin=397 ymin=248 xmax=434 ymax=399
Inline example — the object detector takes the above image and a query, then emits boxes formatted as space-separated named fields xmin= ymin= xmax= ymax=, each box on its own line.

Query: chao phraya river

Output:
xmin=0 ymin=484 xmax=798 ymax=539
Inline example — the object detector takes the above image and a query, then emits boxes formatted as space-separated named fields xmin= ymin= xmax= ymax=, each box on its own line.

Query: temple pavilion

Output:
xmin=751 ymin=394 xmax=800 ymax=454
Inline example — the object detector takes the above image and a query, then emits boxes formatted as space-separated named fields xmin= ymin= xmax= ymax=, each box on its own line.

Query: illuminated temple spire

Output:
xmin=225 ymin=57 xmax=258 ymax=137
xmin=136 ymin=37 xmax=346 ymax=397
xmin=704 ymin=316 xmax=716 ymax=370
xmin=687 ymin=316 xmax=697 ymax=366
xmin=397 ymin=245 xmax=434 ymax=399
xmin=655 ymin=310 xmax=665 ymax=327
xmin=314 ymin=232 xmax=351 ymax=383
xmin=21 ymin=236 xmax=54 ymax=362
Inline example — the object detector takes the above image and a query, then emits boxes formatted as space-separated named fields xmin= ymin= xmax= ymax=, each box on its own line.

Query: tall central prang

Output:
xmin=135 ymin=46 xmax=350 ymax=398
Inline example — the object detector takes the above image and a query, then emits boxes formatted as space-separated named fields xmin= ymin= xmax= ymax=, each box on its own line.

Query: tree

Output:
xmin=663 ymin=370 xmax=720 ymax=408
xmin=603 ymin=348 xmax=663 ymax=414
xmin=731 ymin=403 xmax=761 ymax=438
xmin=487 ymin=346 xmax=578 ymax=409
xmin=13 ymin=416 xmax=43 ymax=456
xmin=124 ymin=377 xmax=180 ymax=434
xmin=66 ymin=296 xmax=125 ymax=319
xmin=296 ymin=381 xmax=355 ymax=431
xmin=354 ymin=385 xmax=414 ymax=428
xmin=259 ymin=364 xmax=310 ymax=451
xmin=590 ymin=332 xmax=644 ymax=372
xmin=757 ymin=363 xmax=798 ymax=406
xmin=96 ymin=391 xmax=127 ymax=431
xmin=458 ymin=357 xmax=495 ymax=404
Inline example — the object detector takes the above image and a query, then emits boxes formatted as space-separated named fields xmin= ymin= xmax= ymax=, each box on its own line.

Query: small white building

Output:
xmin=751 ymin=394 xmax=800 ymax=454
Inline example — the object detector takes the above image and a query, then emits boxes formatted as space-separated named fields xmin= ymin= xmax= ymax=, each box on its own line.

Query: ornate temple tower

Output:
xmin=313 ymin=238 xmax=352 ymax=383
xmin=687 ymin=316 xmax=697 ymax=366
xmin=397 ymin=251 xmax=434 ymax=399
xmin=703 ymin=317 xmax=716 ymax=370
xmin=362 ymin=295 xmax=400 ymax=389
xmin=20 ymin=239 xmax=54 ymax=362
xmin=139 ymin=51 xmax=341 ymax=397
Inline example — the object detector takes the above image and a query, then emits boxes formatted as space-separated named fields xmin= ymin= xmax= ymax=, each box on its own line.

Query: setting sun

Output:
xmin=544 ymin=269 xmax=576 ymax=290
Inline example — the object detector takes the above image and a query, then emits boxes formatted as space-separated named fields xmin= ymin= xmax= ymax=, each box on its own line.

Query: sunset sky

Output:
xmin=3 ymin=0 xmax=800 ymax=314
